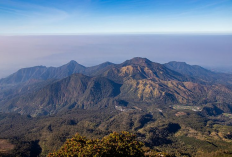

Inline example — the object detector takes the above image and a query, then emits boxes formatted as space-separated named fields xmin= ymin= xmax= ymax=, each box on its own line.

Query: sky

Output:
xmin=0 ymin=0 xmax=232 ymax=34
xmin=0 ymin=0 xmax=232 ymax=78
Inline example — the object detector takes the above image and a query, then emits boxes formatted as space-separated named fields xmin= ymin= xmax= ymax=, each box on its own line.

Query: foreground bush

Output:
xmin=48 ymin=131 xmax=145 ymax=157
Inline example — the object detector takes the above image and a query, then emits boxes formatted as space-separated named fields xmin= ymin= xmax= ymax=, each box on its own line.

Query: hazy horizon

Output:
xmin=0 ymin=34 xmax=232 ymax=79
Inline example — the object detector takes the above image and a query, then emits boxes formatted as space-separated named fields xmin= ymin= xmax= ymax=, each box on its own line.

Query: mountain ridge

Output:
xmin=2 ymin=57 xmax=229 ymax=85
xmin=164 ymin=61 xmax=232 ymax=85
xmin=0 ymin=61 xmax=113 ymax=85
xmin=1 ymin=57 xmax=232 ymax=117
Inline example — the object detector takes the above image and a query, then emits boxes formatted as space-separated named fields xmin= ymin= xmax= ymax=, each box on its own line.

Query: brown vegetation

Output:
xmin=0 ymin=139 xmax=14 ymax=153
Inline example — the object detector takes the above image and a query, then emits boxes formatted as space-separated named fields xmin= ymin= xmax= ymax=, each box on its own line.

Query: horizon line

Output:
xmin=1 ymin=32 xmax=232 ymax=36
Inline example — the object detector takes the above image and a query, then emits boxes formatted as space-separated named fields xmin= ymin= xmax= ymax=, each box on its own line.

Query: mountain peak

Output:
xmin=122 ymin=57 xmax=152 ymax=66
xmin=130 ymin=57 xmax=151 ymax=63
xmin=102 ymin=61 xmax=113 ymax=65
xmin=168 ymin=61 xmax=187 ymax=65
xmin=67 ymin=60 xmax=78 ymax=65
xmin=63 ymin=60 xmax=86 ymax=69
xmin=165 ymin=61 xmax=204 ymax=70
xmin=164 ymin=61 xmax=220 ymax=82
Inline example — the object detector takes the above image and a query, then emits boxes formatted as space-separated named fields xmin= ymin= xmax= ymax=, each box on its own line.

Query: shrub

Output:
xmin=48 ymin=131 xmax=145 ymax=157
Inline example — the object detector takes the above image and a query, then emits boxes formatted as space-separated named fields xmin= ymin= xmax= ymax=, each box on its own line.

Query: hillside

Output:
xmin=1 ymin=57 xmax=232 ymax=117
xmin=0 ymin=74 xmax=121 ymax=116
xmin=0 ymin=60 xmax=113 ymax=85
xmin=100 ymin=57 xmax=195 ymax=84
xmin=164 ymin=61 xmax=232 ymax=85
xmin=0 ymin=57 xmax=232 ymax=156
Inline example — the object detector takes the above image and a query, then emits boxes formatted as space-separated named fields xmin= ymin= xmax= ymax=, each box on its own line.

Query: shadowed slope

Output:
xmin=1 ymin=74 xmax=121 ymax=116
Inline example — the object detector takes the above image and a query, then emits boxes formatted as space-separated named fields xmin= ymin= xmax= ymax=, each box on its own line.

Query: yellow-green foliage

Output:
xmin=48 ymin=131 xmax=145 ymax=157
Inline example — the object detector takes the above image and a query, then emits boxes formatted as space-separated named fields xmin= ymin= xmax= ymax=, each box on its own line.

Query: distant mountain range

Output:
xmin=164 ymin=61 xmax=232 ymax=85
xmin=1 ymin=57 xmax=232 ymax=157
xmin=0 ymin=60 xmax=113 ymax=85
xmin=0 ymin=57 xmax=232 ymax=117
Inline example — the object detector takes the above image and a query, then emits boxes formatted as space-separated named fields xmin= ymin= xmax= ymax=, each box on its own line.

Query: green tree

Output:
xmin=48 ymin=131 xmax=145 ymax=157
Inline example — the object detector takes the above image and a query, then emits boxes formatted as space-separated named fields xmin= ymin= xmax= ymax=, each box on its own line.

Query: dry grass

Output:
xmin=0 ymin=139 xmax=15 ymax=153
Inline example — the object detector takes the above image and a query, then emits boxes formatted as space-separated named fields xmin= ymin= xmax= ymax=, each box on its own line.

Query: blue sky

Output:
xmin=0 ymin=0 xmax=232 ymax=34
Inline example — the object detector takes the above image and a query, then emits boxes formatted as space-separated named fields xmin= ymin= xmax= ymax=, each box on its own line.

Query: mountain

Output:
xmin=0 ymin=66 xmax=48 ymax=85
xmin=100 ymin=57 xmax=195 ymax=84
xmin=1 ymin=74 xmax=121 ymax=116
xmin=0 ymin=79 xmax=56 ymax=104
xmin=0 ymin=61 xmax=114 ymax=108
xmin=1 ymin=57 xmax=232 ymax=156
xmin=40 ymin=60 xmax=86 ymax=80
xmin=164 ymin=61 xmax=232 ymax=85
xmin=0 ymin=60 xmax=85 ymax=85
xmin=1 ymin=57 xmax=232 ymax=117
xmin=164 ymin=61 xmax=214 ymax=79
xmin=119 ymin=79 xmax=232 ymax=105
xmin=84 ymin=61 xmax=114 ymax=76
